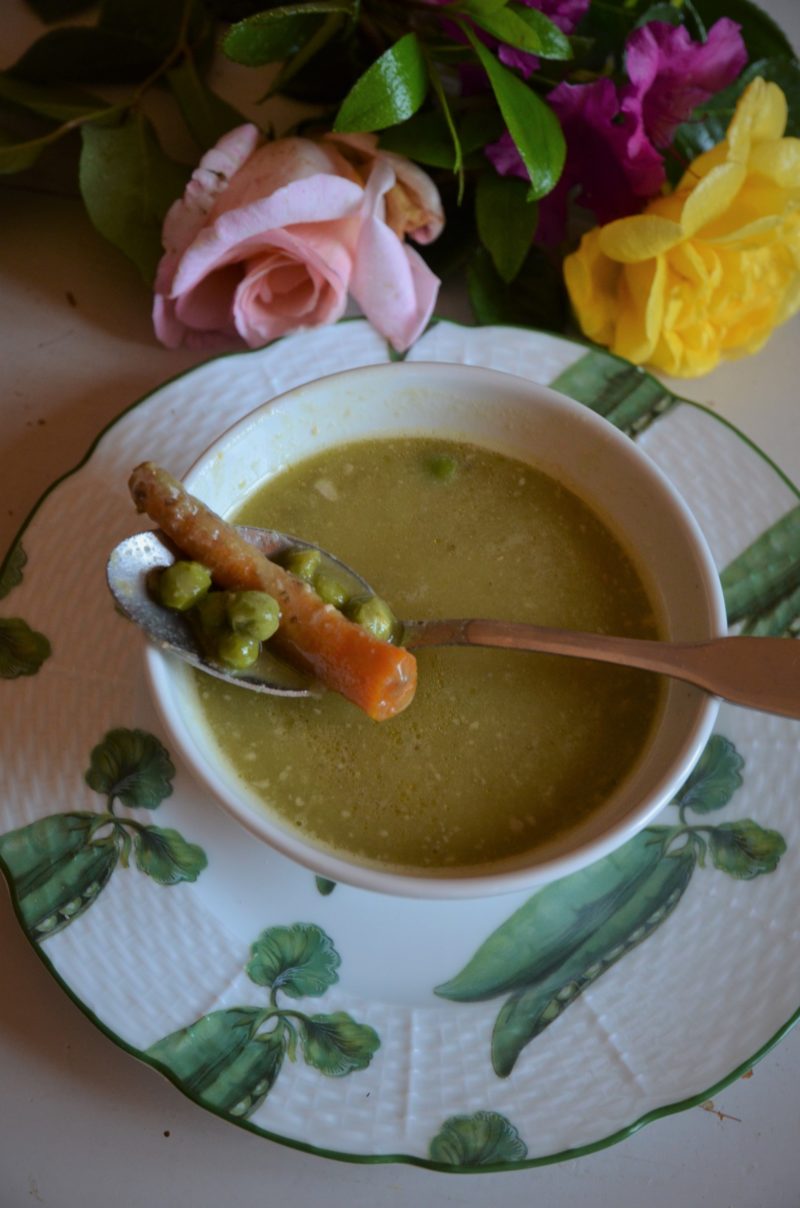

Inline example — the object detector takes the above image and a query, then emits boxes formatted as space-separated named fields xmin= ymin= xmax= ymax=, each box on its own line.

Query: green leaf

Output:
xmin=436 ymin=826 xmax=669 ymax=1003
xmin=133 ymin=825 xmax=208 ymax=884
xmin=223 ymin=2 xmax=353 ymax=67
xmin=429 ymin=1111 xmax=528 ymax=1167
xmin=721 ymin=505 xmax=800 ymax=626
xmin=708 ymin=820 xmax=786 ymax=879
xmin=334 ymin=33 xmax=428 ymax=133
xmin=147 ymin=1007 xmax=270 ymax=1093
xmin=299 ymin=1011 xmax=380 ymax=1075
xmin=0 ymin=543 xmax=26 ymax=599
xmin=467 ymin=244 xmax=567 ymax=332
xmin=79 ymin=112 xmax=188 ymax=282
xmin=166 ymin=56 xmax=245 ymax=151
xmin=315 ymin=876 xmax=336 ymax=895
xmin=460 ymin=0 xmax=572 ymax=61
xmin=634 ymin=3 xmax=682 ymax=28
xmin=550 ymin=348 xmax=678 ymax=437
xmin=429 ymin=65 xmax=463 ymax=188
xmin=85 ymin=728 xmax=175 ymax=808
xmin=475 ymin=171 xmax=538 ymax=283
xmin=673 ymin=735 xmax=744 ymax=815
xmin=246 ymin=923 xmax=340 ymax=997
xmin=379 ymin=109 xmax=463 ymax=170
xmin=0 ymin=73 xmax=107 ymax=123
xmin=267 ymin=11 xmax=347 ymax=94
xmin=491 ymin=849 xmax=696 ymax=1075
xmin=0 ymin=617 xmax=51 ymax=677
xmin=461 ymin=26 xmax=565 ymax=200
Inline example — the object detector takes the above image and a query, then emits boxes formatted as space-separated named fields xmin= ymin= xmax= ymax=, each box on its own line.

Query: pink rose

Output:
xmin=153 ymin=125 xmax=444 ymax=353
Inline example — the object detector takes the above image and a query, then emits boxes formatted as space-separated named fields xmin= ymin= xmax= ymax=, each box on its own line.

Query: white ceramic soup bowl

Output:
xmin=145 ymin=361 xmax=725 ymax=899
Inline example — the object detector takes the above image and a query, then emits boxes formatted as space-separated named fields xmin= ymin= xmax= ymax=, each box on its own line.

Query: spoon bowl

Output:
xmin=108 ymin=527 xmax=800 ymax=720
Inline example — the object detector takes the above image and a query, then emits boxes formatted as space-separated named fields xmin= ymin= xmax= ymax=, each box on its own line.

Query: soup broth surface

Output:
xmin=193 ymin=437 xmax=663 ymax=872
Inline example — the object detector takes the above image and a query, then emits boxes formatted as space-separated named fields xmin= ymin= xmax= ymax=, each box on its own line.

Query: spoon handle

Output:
xmin=403 ymin=620 xmax=800 ymax=720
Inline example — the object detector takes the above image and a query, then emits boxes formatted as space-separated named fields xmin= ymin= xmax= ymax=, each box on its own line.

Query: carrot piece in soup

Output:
xmin=128 ymin=462 xmax=417 ymax=721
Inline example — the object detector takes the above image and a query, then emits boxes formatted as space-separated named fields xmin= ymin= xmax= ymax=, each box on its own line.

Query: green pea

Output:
xmin=344 ymin=593 xmax=400 ymax=642
xmin=313 ymin=568 xmax=351 ymax=609
xmin=159 ymin=561 xmax=212 ymax=611
xmin=194 ymin=590 xmax=229 ymax=634
xmin=425 ymin=452 xmax=459 ymax=482
xmin=281 ymin=547 xmax=321 ymax=583
xmin=226 ymin=591 xmax=280 ymax=641
xmin=216 ymin=631 xmax=260 ymax=670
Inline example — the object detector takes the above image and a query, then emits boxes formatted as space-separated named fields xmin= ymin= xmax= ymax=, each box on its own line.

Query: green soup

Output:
xmin=192 ymin=436 xmax=663 ymax=872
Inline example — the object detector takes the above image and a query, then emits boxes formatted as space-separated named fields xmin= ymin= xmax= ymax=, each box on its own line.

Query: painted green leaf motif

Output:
xmin=429 ymin=1111 xmax=528 ymax=1167
xmin=133 ymin=826 xmax=208 ymax=885
xmin=334 ymin=33 xmax=428 ymax=133
xmin=708 ymin=820 xmax=786 ymax=879
xmin=299 ymin=1011 xmax=380 ymax=1076
xmin=673 ymin=735 xmax=744 ymax=814
xmin=147 ymin=1007 xmax=269 ymax=1096
xmin=0 ymin=542 xmax=26 ymax=599
xmin=720 ymin=505 xmax=800 ymax=633
xmin=246 ymin=923 xmax=340 ymax=998
xmin=491 ymin=849 xmax=696 ymax=1076
xmin=435 ymin=827 xmax=669 ymax=1003
xmin=20 ymin=839 xmax=119 ymax=940
xmin=0 ymin=617 xmax=51 ymax=678
xmin=315 ymin=876 xmax=336 ymax=895
xmin=550 ymin=350 xmax=677 ymax=437
xmin=85 ymin=728 xmax=175 ymax=808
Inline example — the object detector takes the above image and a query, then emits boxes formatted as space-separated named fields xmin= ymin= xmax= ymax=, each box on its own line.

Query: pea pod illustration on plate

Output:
xmin=435 ymin=736 xmax=786 ymax=1077
xmin=721 ymin=504 xmax=800 ymax=636
xmin=147 ymin=923 xmax=380 ymax=1120
xmin=550 ymin=349 xmax=679 ymax=438
xmin=0 ymin=727 xmax=207 ymax=941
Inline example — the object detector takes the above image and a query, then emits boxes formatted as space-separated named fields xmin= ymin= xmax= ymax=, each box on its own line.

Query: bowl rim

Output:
xmin=144 ymin=359 xmax=726 ymax=899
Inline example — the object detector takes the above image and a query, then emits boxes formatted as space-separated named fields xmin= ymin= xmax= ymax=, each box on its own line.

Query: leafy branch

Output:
xmin=146 ymin=923 xmax=380 ymax=1118
xmin=0 ymin=728 xmax=207 ymax=939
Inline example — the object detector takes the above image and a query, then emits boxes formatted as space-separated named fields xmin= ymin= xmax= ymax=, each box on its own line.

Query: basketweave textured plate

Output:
xmin=1 ymin=321 xmax=798 ymax=1173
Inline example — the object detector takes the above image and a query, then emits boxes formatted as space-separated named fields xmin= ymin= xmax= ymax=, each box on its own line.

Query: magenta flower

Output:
xmin=621 ymin=18 xmax=748 ymax=149
xmin=487 ymin=78 xmax=665 ymax=244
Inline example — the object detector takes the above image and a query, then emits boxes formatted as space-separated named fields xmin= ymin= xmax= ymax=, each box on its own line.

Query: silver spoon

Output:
xmin=107 ymin=528 xmax=800 ymax=720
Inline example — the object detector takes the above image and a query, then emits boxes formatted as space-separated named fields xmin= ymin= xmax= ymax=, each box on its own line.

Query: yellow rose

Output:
xmin=564 ymin=78 xmax=800 ymax=377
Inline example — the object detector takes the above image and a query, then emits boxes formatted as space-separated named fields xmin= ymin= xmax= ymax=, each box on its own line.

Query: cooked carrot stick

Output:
xmin=128 ymin=462 xmax=417 ymax=721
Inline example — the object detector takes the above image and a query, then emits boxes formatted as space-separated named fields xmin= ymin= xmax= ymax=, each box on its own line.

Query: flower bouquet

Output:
xmin=3 ymin=0 xmax=799 ymax=375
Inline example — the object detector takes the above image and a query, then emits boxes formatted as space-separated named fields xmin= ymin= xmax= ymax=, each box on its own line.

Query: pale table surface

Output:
xmin=2 ymin=3 xmax=800 ymax=1205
